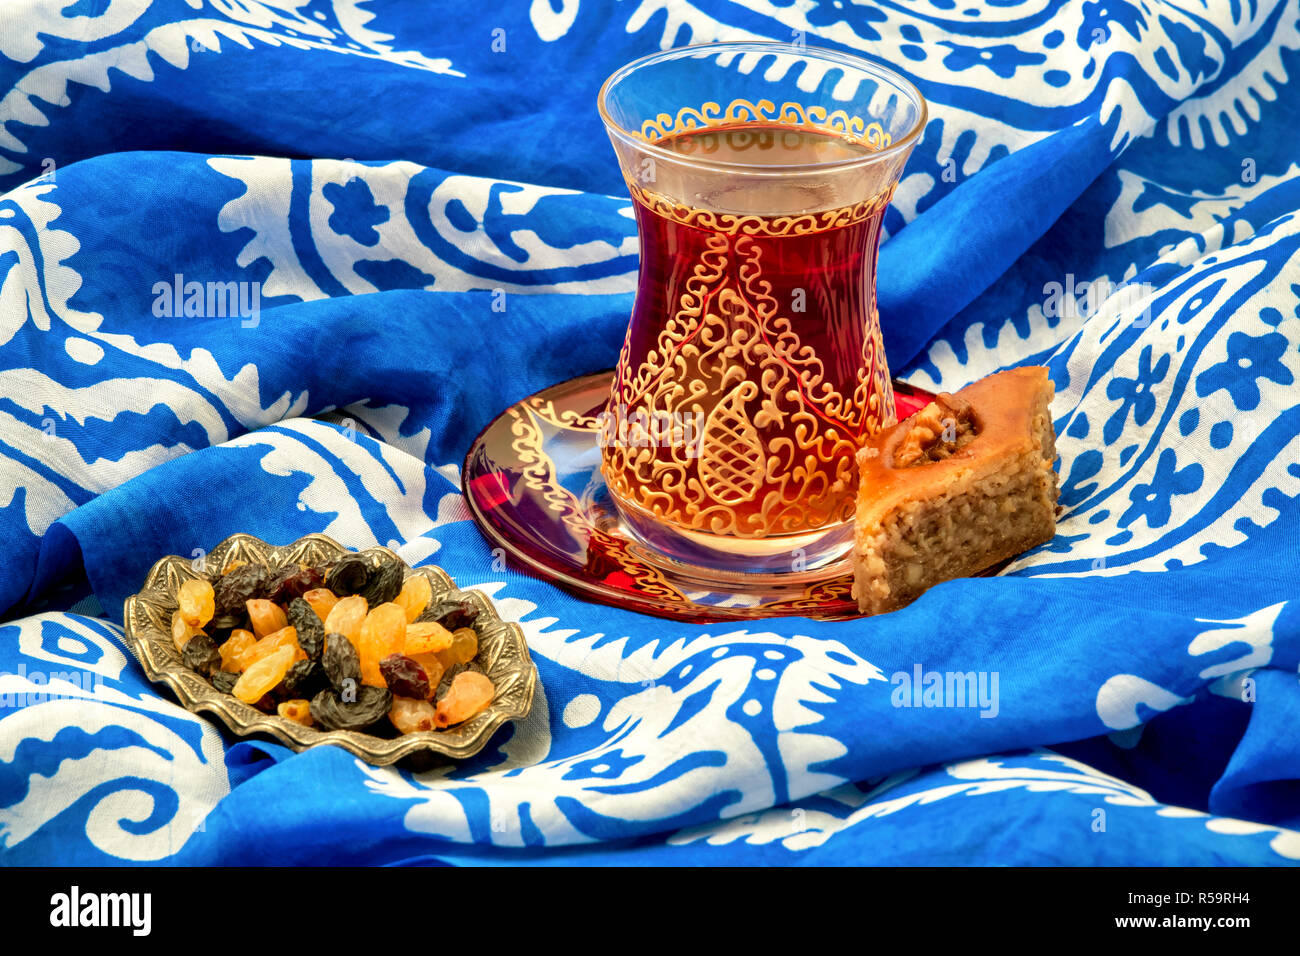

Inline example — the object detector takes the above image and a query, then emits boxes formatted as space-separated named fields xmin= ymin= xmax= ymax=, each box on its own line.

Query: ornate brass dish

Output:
xmin=122 ymin=533 xmax=537 ymax=766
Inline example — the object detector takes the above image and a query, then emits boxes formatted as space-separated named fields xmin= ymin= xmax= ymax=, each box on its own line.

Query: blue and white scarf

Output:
xmin=1 ymin=0 xmax=1298 ymax=865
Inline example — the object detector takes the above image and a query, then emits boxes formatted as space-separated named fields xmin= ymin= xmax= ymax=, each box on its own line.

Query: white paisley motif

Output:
xmin=360 ymin=601 xmax=885 ymax=847
xmin=0 ymin=1 xmax=463 ymax=161
xmin=668 ymin=752 xmax=1300 ymax=860
xmin=0 ymin=632 xmax=229 ymax=861
xmin=208 ymin=158 xmax=637 ymax=297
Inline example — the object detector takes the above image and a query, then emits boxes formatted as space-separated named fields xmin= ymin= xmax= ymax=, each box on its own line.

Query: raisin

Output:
xmin=325 ymin=555 xmax=370 ymax=596
xmin=282 ymin=658 xmax=325 ymax=699
xmin=246 ymin=599 xmax=288 ymax=638
xmin=409 ymin=651 xmax=445 ymax=691
xmin=232 ymin=645 xmax=296 ymax=703
xmin=213 ymin=562 xmax=270 ymax=617
xmin=210 ymin=670 xmax=239 ymax=694
xmin=358 ymin=560 xmax=404 ymax=608
xmin=379 ymin=654 xmax=432 ymax=700
xmin=182 ymin=633 xmax=221 ymax=676
xmin=209 ymin=611 xmax=249 ymax=634
xmin=358 ymin=604 xmax=406 ymax=686
xmin=323 ymin=595 xmax=367 ymax=644
xmin=310 ymin=685 xmax=392 ymax=731
xmin=178 ymin=578 xmax=216 ymax=628
xmin=171 ymin=611 xmax=201 ymax=652
xmin=436 ymin=662 xmax=464 ymax=695
xmin=277 ymin=699 xmax=313 ymax=726
xmin=394 ymin=574 xmax=432 ymax=622
xmin=322 ymin=633 xmax=362 ymax=692
xmin=434 ymin=672 xmax=495 ymax=728
xmin=389 ymin=697 xmax=437 ymax=734
xmin=448 ymin=627 xmax=478 ymax=665
xmin=417 ymin=597 xmax=480 ymax=632
xmin=286 ymin=597 xmax=325 ymax=658
xmin=266 ymin=564 xmax=326 ymax=605
xmin=302 ymin=588 xmax=339 ymax=623
xmin=240 ymin=625 xmax=301 ymax=670
xmin=218 ymin=629 xmax=256 ymax=672
xmin=404 ymin=621 xmax=453 ymax=655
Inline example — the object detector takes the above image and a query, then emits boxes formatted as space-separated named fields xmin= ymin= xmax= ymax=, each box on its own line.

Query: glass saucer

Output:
xmin=462 ymin=371 xmax=937 ymax=622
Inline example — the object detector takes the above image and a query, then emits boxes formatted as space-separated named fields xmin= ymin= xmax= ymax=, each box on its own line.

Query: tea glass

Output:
xmin=597 ymin=42 xmax=926 ymax=575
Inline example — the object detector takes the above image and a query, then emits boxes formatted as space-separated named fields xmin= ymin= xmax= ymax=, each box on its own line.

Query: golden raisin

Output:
xmin=323 ymin=594 xmax=368 ymax=645
xmin=222 ymin=559 xmax=247 ymax=575
xmin=232 ymin=645 xmax=295 ymax=703
xmin=178 ymin=578 xmax=215 ymax=628
xmin=434 ymin=672 xmax=495 ymax=728
xmin=246 ymin=599 xmax=288 ymax=638
xmin=389 ymin=697 xmax=437 ymax=734
xmin=171 ymin=610 xmax=202 ymax=652
xmin=404 ymin=620 xmax=454 ymax=655
xmin=277 ymin=699 xmax=313 ymax=726
xmin=219 ymin=629 xmax=257 ymax=672
xmin=449 ymin=627 xmax=478 ymax=665
xmin=394 ymin=574 xmax=432 ymax=623
xmin=238 ymin=625 xmax=301 ymax=670
xmin=302 ymin=587 xmax=339 ymax=623
xmin=358 ymin=603 xmax=406 ymax=687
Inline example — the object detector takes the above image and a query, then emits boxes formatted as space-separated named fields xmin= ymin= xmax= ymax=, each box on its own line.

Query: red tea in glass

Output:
xmin=598 ymin=43 xmax=926 ymax=573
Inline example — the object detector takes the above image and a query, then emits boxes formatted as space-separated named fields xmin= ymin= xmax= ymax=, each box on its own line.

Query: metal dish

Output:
xmin=122 ymin=532 xmax=537 ymax=766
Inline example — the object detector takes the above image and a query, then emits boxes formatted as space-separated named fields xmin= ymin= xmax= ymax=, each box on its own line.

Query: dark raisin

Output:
xmin=252 ymin=694 xmax=278 ymax=714
xmin=213 ymin=563 xmax=270 ymax=617
xmin=182 ymin=634 xmax=221 ymax=676
xmin=417 ymin=597 xmax=480 ymax=631
xmin=309 ymin=685 xmax=392 ymax=731
xmin=209 ymin=612 xmax=249 ymax=634
xmin=266 ymin=565 xmax=326 ymax=605
xmin=325 ymin=555 xmax=370 ymax=596
xmin=359 ymin=560 xmax=404 ymax=607
xmin=379 ymin=654 xmax=431 ymax=699
xmin=282 ymin=658 xmax=325 ymax=699
xmin=321 ymin=633 xmax=361 ymax=692
xmin=210 ymin=670 xmax=239 ymax=694
xmin=286 ymin=597 xmax=325 ymax=658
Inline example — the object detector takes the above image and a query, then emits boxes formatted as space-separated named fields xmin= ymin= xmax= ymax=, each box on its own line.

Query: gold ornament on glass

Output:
xmin=597 ymin=42 xmax=927 ymax=575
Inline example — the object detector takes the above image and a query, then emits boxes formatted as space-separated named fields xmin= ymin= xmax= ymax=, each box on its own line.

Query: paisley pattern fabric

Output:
xmin=2 ymin=0 xmax=1299 ymax=865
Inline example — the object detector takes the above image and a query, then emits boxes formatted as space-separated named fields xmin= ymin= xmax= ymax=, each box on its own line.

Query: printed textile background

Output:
xmin=1 ymin=0 xmax=1299 ymax=864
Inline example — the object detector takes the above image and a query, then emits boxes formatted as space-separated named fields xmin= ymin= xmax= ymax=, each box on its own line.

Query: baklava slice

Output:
xmin=852 ymin=366 xmax=1059 ymax=615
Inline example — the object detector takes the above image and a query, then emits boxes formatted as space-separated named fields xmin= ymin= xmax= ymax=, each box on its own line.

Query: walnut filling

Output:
xmin=892 ymin=393 xmax=979 ymax=467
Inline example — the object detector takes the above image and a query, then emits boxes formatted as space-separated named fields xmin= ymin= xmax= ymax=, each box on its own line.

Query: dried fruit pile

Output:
xmin=169 ymin=554 xmax=497 ymax=735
